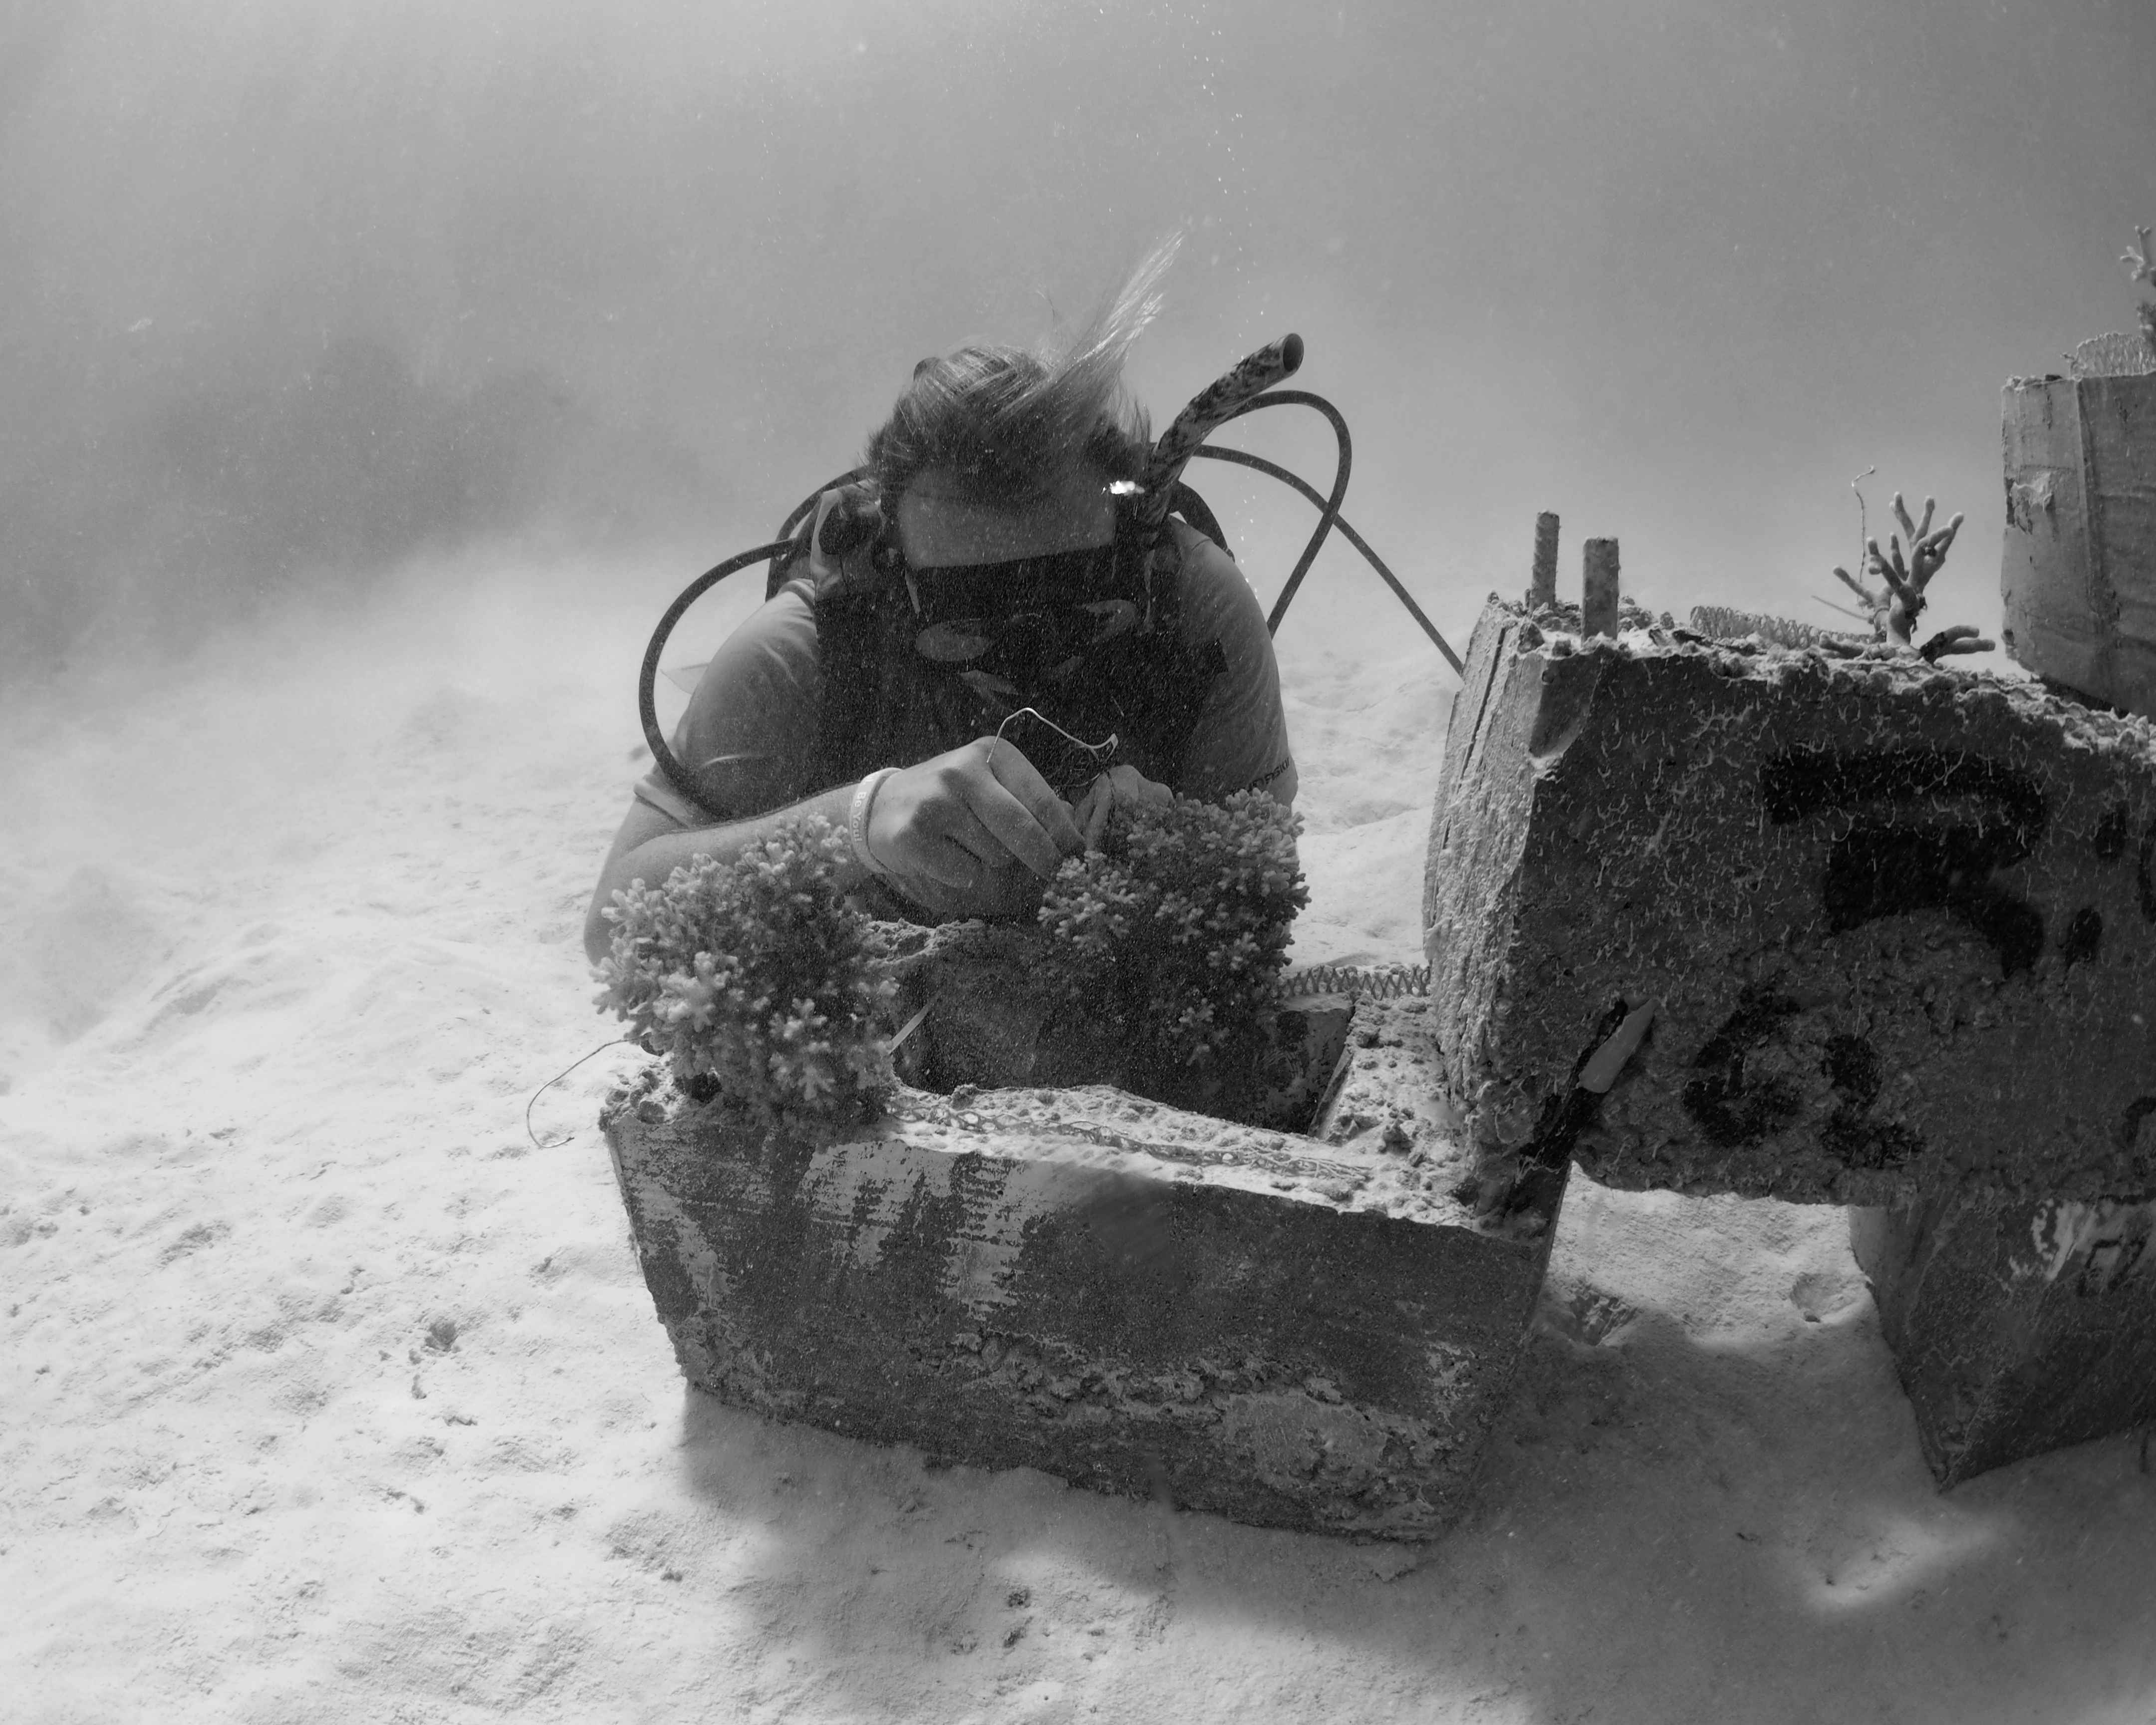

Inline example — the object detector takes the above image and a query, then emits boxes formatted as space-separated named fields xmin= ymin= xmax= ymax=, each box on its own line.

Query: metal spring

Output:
xmin=1688 ymin=605 xmax=1867 ymax=652
xmin=1280 ymin=962 xmax=1431 ymax=1000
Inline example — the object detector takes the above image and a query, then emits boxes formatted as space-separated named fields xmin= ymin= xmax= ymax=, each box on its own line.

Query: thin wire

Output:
xmin=1851 ymin=466 xmax=1876 ymax=576
xmin=988 ymin=706 xmax=1119 ymax=777
xmin=526 ymin=1037 xmax=638 ymax=1151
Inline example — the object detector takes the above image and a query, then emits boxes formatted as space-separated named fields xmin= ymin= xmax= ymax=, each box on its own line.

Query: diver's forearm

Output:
xmin=584 ymin=784 xmax=866 ymax=964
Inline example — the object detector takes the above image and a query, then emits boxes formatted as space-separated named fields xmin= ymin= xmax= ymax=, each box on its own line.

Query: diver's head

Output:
xmin=867 ymin=343 xmax=1148 ymax=550
xmin=863 ymin=236 xmax=1178 ymax=550
xmin=893 ymin=460 xmax=1117 ymax=569
xmin=868 ymin=341 xmax=1152 ymax=686
xmin=894 ymin=459 xmax=1142 ymax=689
xmin=858 ymin=244 xmax=1180 ymax=700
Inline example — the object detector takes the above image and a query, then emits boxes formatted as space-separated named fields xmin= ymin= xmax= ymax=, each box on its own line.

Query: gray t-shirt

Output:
xmin=634 ymin=522 xmax=1297 ymax=828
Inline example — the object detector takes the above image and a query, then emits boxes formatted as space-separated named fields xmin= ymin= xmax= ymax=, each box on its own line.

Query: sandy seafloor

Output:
xmin=3 ymin=557 xmax=2153 ymax=1725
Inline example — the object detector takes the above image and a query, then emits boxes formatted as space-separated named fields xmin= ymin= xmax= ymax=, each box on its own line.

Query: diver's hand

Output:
xmin=1070 ymin=765 xmax=1174 ymax=852
xmin=865 ymin=737 xmax=1085 ymax=915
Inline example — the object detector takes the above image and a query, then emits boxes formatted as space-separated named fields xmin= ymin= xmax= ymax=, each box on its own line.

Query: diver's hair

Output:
xmin=866 ymin=234 xmax=1179 ymax=509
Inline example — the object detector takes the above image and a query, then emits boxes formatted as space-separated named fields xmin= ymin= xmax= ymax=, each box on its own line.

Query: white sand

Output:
xmin=4 ymin=559 xmax=2153 ymax=1724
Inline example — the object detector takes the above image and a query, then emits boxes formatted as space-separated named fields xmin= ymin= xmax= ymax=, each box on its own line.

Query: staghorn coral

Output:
xmin=1828 ymin=489 xmax=1993 ymax=663
xmin=1039 ymin=789 xmax=1308 ymax=1108
xmin=594 ymin=819 xmax=894 ymax=1123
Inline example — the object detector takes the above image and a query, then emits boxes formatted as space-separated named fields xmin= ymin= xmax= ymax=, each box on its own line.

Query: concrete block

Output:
xmin=1424 ymin=596 xmax=2156 ymax=1204
xmin=868 ymin=921 xmax=1107 ymax=1092
xmin=1852 ymin=1188 xmax=2156 ymax=1483
xmin=1312 ymin=997 xmax=1461 ymax=1153
xmin=601 ymin=1065 xmax=1562 ymax=1539
xmin=1306 ymin=991 xmax=1565 ymax=1228
xmin=1270 ymin=992 xmax=1356 ymax=1128
xmin=2000 ymin=371 xmax=2156 ymax=716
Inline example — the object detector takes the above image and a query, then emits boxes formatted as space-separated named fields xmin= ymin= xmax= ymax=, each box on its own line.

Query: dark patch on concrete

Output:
xmin=1824 ymin=1034 xmax=1882 ymax=1103
xmin=2076 ymin=1231 xmax=2148 ymax=1298
xmin=2116 ymin=1097 xmax=2156 ymax=1156
xmin=1682 ymin=992 xmax=1804 ymax=1149
xmin=1820 ymin=824 xmax=2045 ymax=975
xmin=1759 ymin=748 xmax=2048 ymax=976
xmin=2061 ymin=906 xmax=2105 ymax=966
xmin=1818 ymin=1032 xmax=1923 ymax=1171
xmin=1821 ymin=1107 xmax=1925 ymax=1173
xmin=1759 ymin=747 xmax=2047 ymax=841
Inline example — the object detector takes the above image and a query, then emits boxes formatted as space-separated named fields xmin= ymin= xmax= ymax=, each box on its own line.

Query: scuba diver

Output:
xmin=583 ymin=247 xmax=1300 ymax=961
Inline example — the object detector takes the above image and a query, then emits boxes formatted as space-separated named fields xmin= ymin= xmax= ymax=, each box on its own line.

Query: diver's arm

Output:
xmin=1170 ymin=529 xmax=1299 ymax=809
xmin=583 ymin=785 xmax=864 ymax=965
xmin=583 ymin=738 xmax=1085 ymax=965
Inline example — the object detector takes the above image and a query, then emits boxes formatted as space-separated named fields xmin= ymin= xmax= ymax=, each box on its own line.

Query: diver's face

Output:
xmin=895 ymin=464 xmax=1116 ymax=569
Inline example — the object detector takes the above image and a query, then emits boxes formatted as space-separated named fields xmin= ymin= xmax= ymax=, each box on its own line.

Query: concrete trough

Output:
xmin=601 ymin=997 xmax=1556 ymax=1540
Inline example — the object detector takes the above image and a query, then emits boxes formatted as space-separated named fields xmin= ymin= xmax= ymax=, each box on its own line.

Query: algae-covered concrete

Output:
xmin=2000 ymin=370 xmax=2156 ymax=715
xmin=601 ymin=1064 xmax=1558 ymax=1540
xmin=867 ymin=921 xmax=1352 ymax=1128
xmin=1425 ymin=596 xmax=2156 ymax=1205
xmin=867 ymin=920 xmax=1106 ymax=1092
xmin=1852 ymin=1188 xmax=2156 ymax=1484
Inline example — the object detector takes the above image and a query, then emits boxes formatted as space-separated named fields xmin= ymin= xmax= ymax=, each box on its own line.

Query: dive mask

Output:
xmin=908 ymin=543 xmax=1142 ymax=688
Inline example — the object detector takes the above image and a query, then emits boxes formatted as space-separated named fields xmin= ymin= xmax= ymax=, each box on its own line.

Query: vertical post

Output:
xmin=1582 ymin=538 xmax=1620 ymax=637
xmin=1529 ymin=512 xmax=1560 ymax=608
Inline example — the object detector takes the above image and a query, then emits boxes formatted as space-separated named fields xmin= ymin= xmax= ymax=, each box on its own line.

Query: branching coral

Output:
xmin=1828 ymin=491 xmax=1993 ymax=663
xmin=594 ymin=819 xmax=894 ymax=1123
xmin=1039 ymin=789 xmax=1308 ymax=1107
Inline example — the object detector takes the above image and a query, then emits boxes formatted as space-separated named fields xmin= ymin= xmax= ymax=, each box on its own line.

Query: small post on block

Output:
xmin=1582 ymin=538 xmax=1620 ymax=636
xmin=1530 ymin=512 xmax=1560 ymax=607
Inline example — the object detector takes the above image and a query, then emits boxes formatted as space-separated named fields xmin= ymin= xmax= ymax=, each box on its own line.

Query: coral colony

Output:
xmin=1039 ymin=789 xmax=1307 ymax=1106
xmin=1828 ymin=492 xmax=1992 ymax=662
xmin=594 ymin=820 xmax=894 ymax=1125
xmin=596 ymin=789 xmax=1307 ymax=1126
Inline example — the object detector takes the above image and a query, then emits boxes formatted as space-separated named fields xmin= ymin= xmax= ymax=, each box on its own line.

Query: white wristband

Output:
xmin=848 ymin=768 xmax=897 ymax=877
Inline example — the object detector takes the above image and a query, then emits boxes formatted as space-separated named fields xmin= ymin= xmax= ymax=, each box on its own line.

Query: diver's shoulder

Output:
xmin=685 ymin=578 xmax=821 ymax=693
xmin=1167 ymin=519 xmax=1263 ymax=632
xmin=1167 ymin=516 xmax=1239 ymax=573
xmin=738 ymin=577 xmax=820 ymax=643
